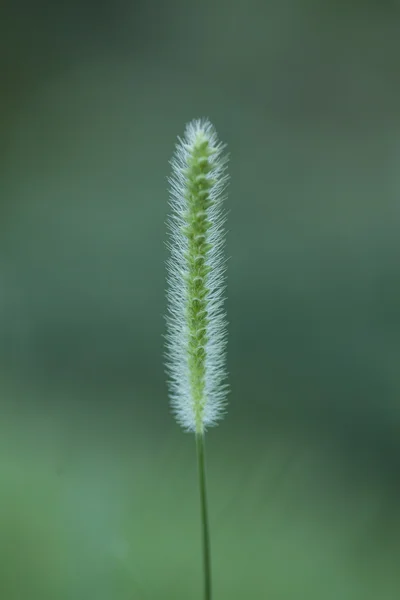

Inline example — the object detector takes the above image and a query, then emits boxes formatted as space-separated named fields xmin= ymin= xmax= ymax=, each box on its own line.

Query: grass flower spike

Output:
xmin=165 ymin=118 xmax=229 ymax=600
xmin=166 ymin=118 xmax=229 ymax=434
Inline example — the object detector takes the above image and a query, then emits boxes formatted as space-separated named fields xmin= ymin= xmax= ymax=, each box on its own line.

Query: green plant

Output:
xmin=165 ymin=118 xmax=229 ymax=599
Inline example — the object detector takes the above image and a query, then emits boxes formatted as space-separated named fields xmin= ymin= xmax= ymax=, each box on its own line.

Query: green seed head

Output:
xmin=165 ymin=119 xmax=229 ymax=434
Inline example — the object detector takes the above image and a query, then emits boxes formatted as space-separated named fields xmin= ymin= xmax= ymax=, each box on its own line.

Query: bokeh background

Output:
xmin=2 ymin=1 xmax=400 ymax=598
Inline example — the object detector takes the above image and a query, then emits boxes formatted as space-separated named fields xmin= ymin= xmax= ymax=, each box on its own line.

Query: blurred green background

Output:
xmin=2 ymin=1 xmax=400 ymax=598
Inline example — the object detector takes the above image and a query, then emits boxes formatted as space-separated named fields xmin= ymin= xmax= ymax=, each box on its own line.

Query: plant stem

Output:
xmin=196 ymin=432 xmax=212 ymax=600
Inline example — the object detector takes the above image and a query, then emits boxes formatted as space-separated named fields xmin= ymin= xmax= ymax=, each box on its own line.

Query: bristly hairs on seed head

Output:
xmin=165 ymin=118 xmax=229 ymax=433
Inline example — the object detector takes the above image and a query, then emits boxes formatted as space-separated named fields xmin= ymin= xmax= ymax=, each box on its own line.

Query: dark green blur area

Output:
xmin=1 ymin=0 xmax=400 ymax=598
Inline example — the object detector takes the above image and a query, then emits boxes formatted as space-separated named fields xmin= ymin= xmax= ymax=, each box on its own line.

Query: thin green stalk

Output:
xmin=196 ymin=433 xmax=212 ymax=600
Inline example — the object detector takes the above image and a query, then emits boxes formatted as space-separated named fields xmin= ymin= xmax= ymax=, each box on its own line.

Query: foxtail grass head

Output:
xmin=165 ymin=119 xmax=229 ymax=434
